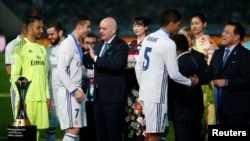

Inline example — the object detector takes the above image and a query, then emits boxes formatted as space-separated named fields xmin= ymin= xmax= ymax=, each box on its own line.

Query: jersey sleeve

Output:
xmin=162 ymin=40 xmax=191 ymax=86
xmin=57 ymin=40 xmax=77 ymax=93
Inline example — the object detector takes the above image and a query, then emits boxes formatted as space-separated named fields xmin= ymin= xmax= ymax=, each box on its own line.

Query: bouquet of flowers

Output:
xmin=126 ymin=89 xmax=149 ymax=140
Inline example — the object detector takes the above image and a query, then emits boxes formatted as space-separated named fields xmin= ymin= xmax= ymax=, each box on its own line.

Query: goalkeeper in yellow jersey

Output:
xmin=11 ymin=16 xmax=51 ymax=141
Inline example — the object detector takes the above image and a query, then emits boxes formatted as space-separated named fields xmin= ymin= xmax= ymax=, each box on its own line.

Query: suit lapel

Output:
xmin=95 ymin=41 xmax=105 ymax=56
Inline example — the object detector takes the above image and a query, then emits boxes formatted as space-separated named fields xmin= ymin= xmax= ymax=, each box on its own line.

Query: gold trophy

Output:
xmin=12 ymin=77 xmax=32 ymax=126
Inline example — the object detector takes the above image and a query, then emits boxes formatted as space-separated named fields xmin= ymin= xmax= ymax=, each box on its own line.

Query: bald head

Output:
xmin=99 ymin=17 xmax=117 ymax=41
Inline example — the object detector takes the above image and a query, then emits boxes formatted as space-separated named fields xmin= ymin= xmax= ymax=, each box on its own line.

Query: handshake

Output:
xmin=189 ymin=74 xmax=199 ymax=87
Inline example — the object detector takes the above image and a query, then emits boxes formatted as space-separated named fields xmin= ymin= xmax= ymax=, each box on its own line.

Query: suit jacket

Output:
xmin=205 ymin=44 xmax=250 ymax=115
xmin=190 ymin=49 xmax=207 ymax=75
xmin=94 ymin=36 xmax=129 ymax=103
xmin=168 ymin=52 xmax=204 ymax=121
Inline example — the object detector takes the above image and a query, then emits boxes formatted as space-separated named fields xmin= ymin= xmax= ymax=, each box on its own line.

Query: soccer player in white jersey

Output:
xmin=5 ymin=23 xmax=26 ymax=118
xmin=56 ymin=14 xmax=91 ymax=141
xmin=135 ymin=9 xmax=198 ymax=141
xmin=45 ymin=21 xmax=65 ymax=141
xmin=11 ymin=16 xmax=51 ymax=141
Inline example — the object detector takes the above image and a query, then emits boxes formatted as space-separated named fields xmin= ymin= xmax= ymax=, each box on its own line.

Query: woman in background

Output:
xmin=125 ymin=16 xmax=151 ymax=141
xmin=191 ymin=12 xmax=218 ymax=141
xmin=127 ymin=16 xmax=151 ymax=68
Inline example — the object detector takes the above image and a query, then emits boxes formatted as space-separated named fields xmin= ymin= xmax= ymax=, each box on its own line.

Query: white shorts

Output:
xmin=140 ymin=101 xmax=168 ymax=133
xmin=56 ymin=87 xmax=86 ymax=130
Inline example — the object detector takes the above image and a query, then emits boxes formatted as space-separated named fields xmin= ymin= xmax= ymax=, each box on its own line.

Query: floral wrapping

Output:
xmin=125 ymin=89 xmax=149 ymax=141
xmin=127 ymin=40 xmax=141 ymax=68
xmin=192 ymin=34 xmax=218 ymax=65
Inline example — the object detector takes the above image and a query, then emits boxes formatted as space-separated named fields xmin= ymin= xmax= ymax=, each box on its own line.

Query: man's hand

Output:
xmin=88 ymin=46 xmax=96 ymax=59
xmin=74 ymin=90 xmax=85 ymax=102
xmin=213 ymin=79 xmax=227 ymax=87
xmin=189 ymin=74 xmax=199 ymax=87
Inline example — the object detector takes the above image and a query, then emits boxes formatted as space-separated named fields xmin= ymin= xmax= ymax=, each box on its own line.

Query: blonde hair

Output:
xmin=178 ymin=27 xmax=196 ymax=46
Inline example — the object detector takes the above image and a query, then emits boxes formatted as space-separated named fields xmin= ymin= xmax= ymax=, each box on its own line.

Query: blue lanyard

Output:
xmin=70 ymin=34 xmax=83 ymax=64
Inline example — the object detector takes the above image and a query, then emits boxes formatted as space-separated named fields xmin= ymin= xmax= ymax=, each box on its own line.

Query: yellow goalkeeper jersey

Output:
xmin=11 ymin=38 xmax=49 ymax=101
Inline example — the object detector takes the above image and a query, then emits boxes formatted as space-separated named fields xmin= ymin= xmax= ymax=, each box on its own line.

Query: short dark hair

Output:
xmin=161 ymin=9 xmax=182 ymax=26
xmin=227 ymin=21 xmax=245 ymax=41
xmin=25 ymin=16 xmax=42 ymax=28
xmin=172 ymin=34 xmax=189 ymax=51
xmin=73 ymin=14 xmax=91 ymax=29
xmin=86 ymin=32 xmax=98 ymax=40
xmin=46 ymin=21 xmax=63 ymax=32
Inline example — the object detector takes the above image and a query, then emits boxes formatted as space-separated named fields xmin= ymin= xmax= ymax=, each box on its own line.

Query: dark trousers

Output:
xmin=94 ymin=97 xmax=125 ymax=141
xmin=173 ymin=121 xmax=201 ymax=141
xmin=219 ymin=111 xmax=250 ymax=125
xmin=79 ymin=101 xmax=96 ymax=141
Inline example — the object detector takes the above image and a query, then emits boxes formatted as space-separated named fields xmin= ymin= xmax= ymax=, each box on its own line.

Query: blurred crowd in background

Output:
xmin=2 ymin=0 xmax=250 ymax=37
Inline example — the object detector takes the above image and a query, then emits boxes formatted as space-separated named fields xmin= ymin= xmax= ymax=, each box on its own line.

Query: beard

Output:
xmin=51 ymin=37 xmax=60 ymax=46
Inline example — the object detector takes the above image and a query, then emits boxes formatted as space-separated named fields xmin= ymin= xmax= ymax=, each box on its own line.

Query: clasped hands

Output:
xmin=189 ymin=74 xmax=199 ymax=87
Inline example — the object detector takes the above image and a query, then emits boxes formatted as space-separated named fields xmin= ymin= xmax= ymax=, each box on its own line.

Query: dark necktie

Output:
xmin=100 ymin=43 xmax=109 ymax=57
xmin=222 ymin=48 xmax=230 ymax=66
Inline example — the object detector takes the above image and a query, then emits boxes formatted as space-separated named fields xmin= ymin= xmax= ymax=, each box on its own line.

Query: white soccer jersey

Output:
xmin=46 ymin=44 xmax=60 ymax=127
xmin=57 ymin=35 xmax=83 ymax=92
xmin=47 ymin=44 xmax=60 ymax=94
xmin=5 ymin=35 xmax=21 ymax=117
xmin=135 ymin=29 xmax=191 ymax=103
xmin=56 ymin=34 xmax=85 ymax=129
xmin=5 ymin=35 xmax=21 ymax=65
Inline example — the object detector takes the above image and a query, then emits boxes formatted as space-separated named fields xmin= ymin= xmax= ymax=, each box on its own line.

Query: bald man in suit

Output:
xmin=88 ymin=17 xmax=129 ymax=141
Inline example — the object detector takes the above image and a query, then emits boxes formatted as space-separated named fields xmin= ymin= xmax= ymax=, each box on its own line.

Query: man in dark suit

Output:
xmin=88 ymin=17 xmax=129 ymax=141
xmin=203 ymin=21 xmax=250 ymax=125
xmin=168 ymin=34 xmax=204 ymax=141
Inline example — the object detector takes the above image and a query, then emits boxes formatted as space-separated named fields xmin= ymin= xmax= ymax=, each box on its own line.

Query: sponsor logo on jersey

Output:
xmin=31 ymin=60 xmax=45 ymax=66
xmin=31 ymin=55 xmax=45 ymax=66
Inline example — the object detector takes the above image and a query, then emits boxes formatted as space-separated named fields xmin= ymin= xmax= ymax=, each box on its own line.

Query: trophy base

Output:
xmin=7 ymin=125 xmax=36 ymax=141
xmin=12 ymin=119 xmax=31 ymax=126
